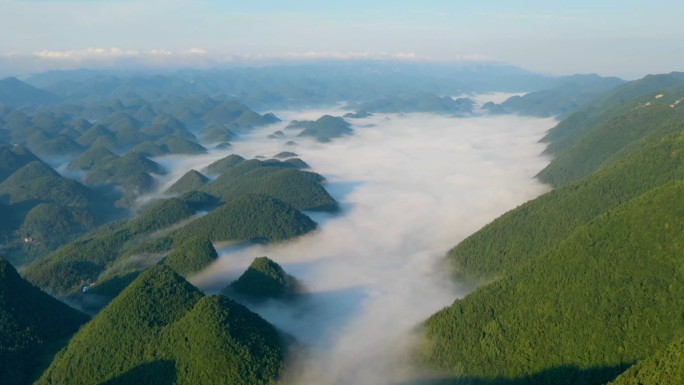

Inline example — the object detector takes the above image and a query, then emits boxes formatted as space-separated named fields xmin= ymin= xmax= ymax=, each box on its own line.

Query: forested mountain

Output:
xmin=229 ymin=256 xmax=301 ymax=299
xmin=0 ymin=77 xmax=57 ymax=107
xmin=352 ymin=93 xmax=474 ymax=115
xmin=484 ymin=74 xmax=625 ymax=117
xmin=24 ymin=62 xmax=555 ymax=109
xmin=0 ymin=257 xmax=88 ymax=385
xmin=538 ymin=90 xmax=684 ymax=187
xmin=609 ymin=332 xmax=684 ymax=385
xmin=37 ymin=266 xmax=286 ymax=385
xmin=24 ymin=189 xmax=317 ymax=295
xmin=165 ymin=169 xmax=209 ymax=194
xmin=162 ymin=236 xmax=218 ymax=277
xmin=418 ymin=73 xmax=684 ymax=384
xmin=0 ymin=148 xmax=110 ymax=265
xmin=288 ymin=115 xmax=353 ymax=142
xmin=540 ymin=72 xmax=684 ymax=158
xmin=203 ymin=156 xmax=338 ymax=212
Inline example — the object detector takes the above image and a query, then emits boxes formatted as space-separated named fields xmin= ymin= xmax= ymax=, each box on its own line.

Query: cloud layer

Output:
xmin=167 ymin=106 xmax=557 ymax=384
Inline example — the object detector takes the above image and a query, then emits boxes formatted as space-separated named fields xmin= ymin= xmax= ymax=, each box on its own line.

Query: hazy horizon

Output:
xmin=1 ymin=1 xmax=682 ymax=79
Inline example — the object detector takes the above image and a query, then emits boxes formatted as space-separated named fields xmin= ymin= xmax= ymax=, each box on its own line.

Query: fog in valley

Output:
xmin=144 ymin=102 xmax=554 ymax=384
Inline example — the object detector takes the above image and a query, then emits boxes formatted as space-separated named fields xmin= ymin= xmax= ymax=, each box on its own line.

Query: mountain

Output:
xmin=540 ymin=72 xmax=684 ymax=157
xmin=32 ymin=135 xmax=83 ymax=157
xmin=419 ymin=180 xmax=684 ymax=385
xmin=418 ymin=73 xmax=684 ymax=385
xmin=128 ymin=197 xmax=197 ymax=234
xmin=353 ymin=92 xmax=474 ymax=115
xmin=488 ymin=74 xmax=625 ymax=117
xmin=273 ymin=151 xmax=298 ymax=159
xmin=449 ymin=130 xmax=684 ymax=283
xmin=24 ymin=192 xmax=212 ymax=294
xmin=68 ymin=145 xmax=119 ymax=171
xmin=204 ymin=159 xmax=338 ymax=212
xmin=289 ymin=115 xmax=352 ymax=142
xmin=131 ymin=141 xmax=168 ymax=157
xmin=0 ymin=161 xmax=97 ymax=208
xmin=0 ymin=144 xmax=40 ymax=182
xmin=18 ymin=203 xmax=95 ymax=251
xmin=173 ymin=194 xmax=317 ymax=244
xmin=25 ymin=63 xmax=554 ymax=108
xmin=202 ymin=125 xmax=237 ymax=144
xmin=609 ymin=333 xmax=684 ymax=385
xmin=538 ymin=101 xmax=684 ymax=187
xmin=229 ymin=256 xmax=301 ymax=299
xmin=203 ymin=154 xmax=245 ymax=175
xmin=74 ymin=124 xmax=115 ymax=147
xmin=157 ymin=135 xmax=207 ymax=155
xmin=0 ymin=257 xmax=88 ymax=385
xmin=162 ymin=235 xmax=218 ymax=277
xmin=0 ymin=159 xmax=106 ymax=265
xmin=85 ymin=152 xmax=165 ymax=193
xmin=201 ymin=100 xmax=279 ymax=129
xmin=165 ymin=169 xmax=209 ymax=194
xmin=140 ymin=114 xmax=188 ymax=139
xmin=0 ymin=77 xmax=58 ymax=107
xmin=36 ymin=266 xmax=285 ymax=385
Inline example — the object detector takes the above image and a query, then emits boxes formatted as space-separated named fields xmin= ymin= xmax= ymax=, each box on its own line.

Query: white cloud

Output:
xmin=186 ymin=108 xmax=555 ymax=384
xmin=282 ymin=51 xmax=418 ymax=61
xmin=184 ymin=47 xmax=208 ymax=56
xmin=32 ymin=47 xmax=140 ymax=60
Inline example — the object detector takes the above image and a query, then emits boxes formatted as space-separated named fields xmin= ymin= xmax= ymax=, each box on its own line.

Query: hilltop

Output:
xmin=37 ymin=266 xmax=286 ymax=385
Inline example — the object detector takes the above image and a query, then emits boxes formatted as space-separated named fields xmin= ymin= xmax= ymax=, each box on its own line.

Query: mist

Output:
xmin=147 ymin=104 xmax=554 ymax=384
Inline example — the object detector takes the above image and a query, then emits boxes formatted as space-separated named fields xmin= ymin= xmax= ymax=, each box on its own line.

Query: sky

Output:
xmin=0 ymin=0 xmax=683 ymax=78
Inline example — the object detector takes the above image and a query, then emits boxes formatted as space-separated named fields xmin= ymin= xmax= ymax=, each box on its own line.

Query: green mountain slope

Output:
xmin=537 ymin=104 xmax=684 ymax=187
xmin=203 ymin=154 xmax=245 ymax=175
xmin=0 ymin=145 xmax=40 ymax=182
xmin=0 ymin=257 xmax=88 ymax=385
xmin=18 ymin=203 xmax=95 ymax=250
xmin=0 ymin=161 xmax=97 ymax=208
xmin=493 ymin=74 xmax=624 ymax=117
xmin=204 ymin=159 xmax=337 ymax=212
xmin=290 ymin=115 xmax=353 ymax=142
xmin=354 ymin=93 xmax=474 ymax=115
xmin=23 ymin=193 xmax=203 ymax=294
xmin=86 ymin=152 xmax=165 ymax=186
xmin=166 ymin=170 xmax=209 ymax=194
xmin=173 ymin=194 xmax=317 ymax=243
xmin=419 ymin=181 xmax=684 ymax=385
xmin=229 ymin=256 xmax=301 ymax=299
xmin=162 ymin=236 xmax=218 ymax=277
xmin=36 ymin=266 xmax=285 ymax=385
xmin=0 ymin=77 xmax=57 ymax=107
xmin=450 ymin=130 xmax=684 ymax=283
xmin=68 ymin=145 xmax=118 ymax=171
xmin=609 ymin=333 xmax=684 ymax=385
xmin=157 ymin=136 xmax=207 ymax=155
xmin=32 ymin=135 xmax=82 ymax=157
xmin=541 ymin=72 xmax=684 ymax=157
xmin=128 ymin=197 xmax=197 ymax=234
xmin=23 ymin=191 xmax=311 ymax=294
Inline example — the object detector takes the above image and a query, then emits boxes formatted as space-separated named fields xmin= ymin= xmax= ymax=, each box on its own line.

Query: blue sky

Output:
xmin=0 ymin=0 xmax=682 ymax=78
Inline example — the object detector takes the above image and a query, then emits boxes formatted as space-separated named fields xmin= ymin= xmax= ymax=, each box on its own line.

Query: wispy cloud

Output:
xmin=30 ymin=47 xmax=208 ymax=60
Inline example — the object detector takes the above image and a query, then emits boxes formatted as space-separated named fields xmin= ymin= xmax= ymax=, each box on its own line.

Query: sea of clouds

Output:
xmin=148 ymin=102 xmax=554 ymax=384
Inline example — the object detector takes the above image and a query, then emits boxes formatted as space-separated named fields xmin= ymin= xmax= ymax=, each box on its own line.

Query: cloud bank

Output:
xmin=165 ymin=106 xmax=556 ymax=384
